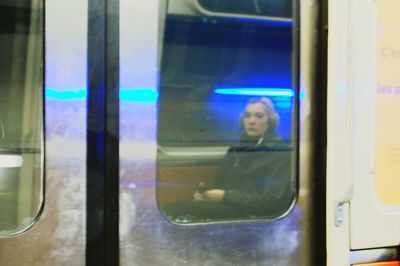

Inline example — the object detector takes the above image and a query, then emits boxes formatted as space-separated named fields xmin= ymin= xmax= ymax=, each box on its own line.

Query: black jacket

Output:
xmin=212 ymin=132 xmax=294 ymax=217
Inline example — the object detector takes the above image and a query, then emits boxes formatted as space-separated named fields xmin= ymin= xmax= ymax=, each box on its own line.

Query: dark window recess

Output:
xmin=197 ymin=0 xmax=292 ymax=18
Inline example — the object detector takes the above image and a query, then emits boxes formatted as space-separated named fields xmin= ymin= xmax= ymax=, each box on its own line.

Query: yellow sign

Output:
xmin=375 ymin=0 xmax=400 ymax=205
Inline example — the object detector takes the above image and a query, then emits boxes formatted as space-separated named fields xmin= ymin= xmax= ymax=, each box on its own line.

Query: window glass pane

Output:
xmin=0 ymin=0 xmax=43 ymax=234
xmin=157 ymin=2 xmax=296 ymax=224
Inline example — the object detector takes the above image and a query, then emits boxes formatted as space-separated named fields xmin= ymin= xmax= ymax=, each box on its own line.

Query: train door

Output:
xmin=119 ymin=0 xmax=325 ymax=265
xmin=327 ymin=0 xmax=400 ymax=265
xmin=0 ymin=0 xmax=87 ymax=264
xmin=0 ymin=0 xmax=327 ymax=265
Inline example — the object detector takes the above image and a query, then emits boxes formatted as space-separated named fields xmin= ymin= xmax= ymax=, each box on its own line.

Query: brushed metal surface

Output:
xmin=120 ymin=159 xmax=301 ymax=265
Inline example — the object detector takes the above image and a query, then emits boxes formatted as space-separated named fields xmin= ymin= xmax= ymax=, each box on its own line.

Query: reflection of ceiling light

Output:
xmin=214 ymin=88 xmax=295 ymax=97
xmin=119 ymin=88 xmax=159 ymax=102
xmin=233 ymin=17 xmax=293 ymax=25
xmin=45 ymin=87 xmax=87 ymax=100
xmin=45 ymin=87 xmax=159 ymax=102
xmin=0 ymin=155 xmax=23 ymax=168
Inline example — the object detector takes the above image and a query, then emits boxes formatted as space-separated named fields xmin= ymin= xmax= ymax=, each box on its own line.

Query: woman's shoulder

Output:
xmin=261 ymin=133 xmax=292 ymax=151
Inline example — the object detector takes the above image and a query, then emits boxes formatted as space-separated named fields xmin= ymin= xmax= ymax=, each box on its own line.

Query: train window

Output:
xmin=157 ymin=2 xmax=297 ymax=224
xmin=0 ymin=0 xmax=43 ymax=234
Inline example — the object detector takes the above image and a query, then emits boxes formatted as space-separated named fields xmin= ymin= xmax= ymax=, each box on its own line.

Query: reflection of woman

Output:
xmin=163 ymin=97 xmax=293 ymax=222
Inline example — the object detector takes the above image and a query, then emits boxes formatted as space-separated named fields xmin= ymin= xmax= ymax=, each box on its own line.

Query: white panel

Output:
xmin=328 ymin=0 xmax=400 ymax=260
xmin=340 ymin=0 xmax=400 ymax=250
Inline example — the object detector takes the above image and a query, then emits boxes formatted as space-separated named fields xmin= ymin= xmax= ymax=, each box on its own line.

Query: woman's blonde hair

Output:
xmin=240 ymin=97 xmax=279 ymax=131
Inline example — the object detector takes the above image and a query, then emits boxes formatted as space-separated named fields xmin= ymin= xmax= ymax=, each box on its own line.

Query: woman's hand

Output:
xmin=202 ymin=189 xmax=225 ymax=202
xmin=193 ymin=184 xmax=225 ymax=202
xmin=193 ymin=191 xmax=204 ymax=201
xmin=194 ymin=182 xmax=206 ymax=201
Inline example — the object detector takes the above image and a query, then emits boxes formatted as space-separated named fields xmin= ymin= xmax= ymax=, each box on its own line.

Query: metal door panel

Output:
xmin=0 ymin=0 xmax=87 ymax=264
xmin=119 ymin=0 xmax=321 ymax=265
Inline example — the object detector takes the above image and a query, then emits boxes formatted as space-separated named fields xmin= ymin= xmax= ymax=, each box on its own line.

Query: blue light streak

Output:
xmin=119 ymin=88 xmax=158 ymax=102
xmin=275 ymin=101 xmax=292 ymax=108
xmin=236 ymin=17 xmax=292 ymax=25
xmin=214 ymin=88 xmax=295 ymax=97
xmin=45 ymin=88 xmax=87 ymax=100
xmin=45 ymin=88 xmax=159 ymax=102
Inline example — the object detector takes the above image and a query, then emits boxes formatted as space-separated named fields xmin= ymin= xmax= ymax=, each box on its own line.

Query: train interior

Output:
xmin=157 ymin=6 xmax=296 ymax=223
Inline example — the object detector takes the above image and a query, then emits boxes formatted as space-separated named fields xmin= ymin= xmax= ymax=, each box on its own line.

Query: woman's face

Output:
xmin=243 ymin=102 xmax=269 ymax=137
